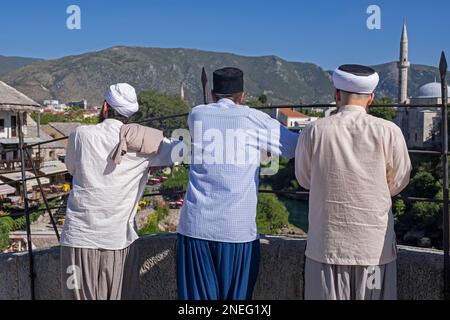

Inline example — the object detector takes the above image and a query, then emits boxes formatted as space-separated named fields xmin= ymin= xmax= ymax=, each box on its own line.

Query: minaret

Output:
xmin=398 ymin=21 xmax=410 ymax=104
xmin=180 ymin=82 xmax=185 ymax=100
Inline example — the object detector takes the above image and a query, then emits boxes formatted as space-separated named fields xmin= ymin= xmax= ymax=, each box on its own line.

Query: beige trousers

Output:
xmin=304 ymin=257 xmax=397 ymax=300
xmin=60 ymin=242 xmax=141 ymax=300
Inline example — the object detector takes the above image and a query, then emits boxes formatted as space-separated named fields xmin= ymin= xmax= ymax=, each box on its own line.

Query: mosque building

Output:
xmin=394 ymin=22 xmax=450 ymax=149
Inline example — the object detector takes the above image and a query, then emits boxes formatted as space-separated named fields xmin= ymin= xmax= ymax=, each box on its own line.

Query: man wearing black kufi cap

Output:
xmin=176 ymin=67 xmax=299 ymax=300
xmin=295 ymin=64 xmax=412 ymax=300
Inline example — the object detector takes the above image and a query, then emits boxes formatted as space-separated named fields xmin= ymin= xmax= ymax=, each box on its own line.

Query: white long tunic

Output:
xmin=295 ymin=105 xmax=412 ymax=266
xmin=61 ymin=119 xmax=176 ymax=250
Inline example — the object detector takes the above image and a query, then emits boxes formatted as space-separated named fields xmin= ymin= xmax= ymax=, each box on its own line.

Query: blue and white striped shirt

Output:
xmin=177 ymin=99 xmax=299 ymax=243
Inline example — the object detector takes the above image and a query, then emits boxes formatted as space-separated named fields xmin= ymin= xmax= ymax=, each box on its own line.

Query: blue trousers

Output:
xmin=176 ymin=234 xmax=261 ymax=301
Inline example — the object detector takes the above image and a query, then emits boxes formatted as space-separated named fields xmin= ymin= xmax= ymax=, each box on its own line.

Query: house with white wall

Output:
xmin=0 ymin=81 xmax=42 ymax=162
xmin=276 ymin=108 xmax=318 ymax=130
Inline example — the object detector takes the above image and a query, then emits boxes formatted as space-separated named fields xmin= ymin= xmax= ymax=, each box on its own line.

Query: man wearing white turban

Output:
xmin=104 ymin=83 xmax=140 ymax=118
xmin=60 ymin=83 xmax=180 ymax=300
xmin=295 ymin=64 xmax=412 ymax=300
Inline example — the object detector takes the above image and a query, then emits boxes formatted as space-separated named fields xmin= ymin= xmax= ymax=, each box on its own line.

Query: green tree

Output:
xmin=369 ymin=107 xmax=396 ymax=121
xmin=407 ymin=171 xmax=441 ymax=198
xmin=0 ymin=198 xmax=65 ymax=251
xmin=256 ymin=188 xmax=289 ymax=235
xmin=138 ymin=207 xmax=169 ymax=236
xmin=261 ymin=159 xmax=299 ymax=192
xmin=368 ymin=97 xmax=396 ymax=121
xmin=32 ymin=107 xmax=99 ymax=125
xmin=37 ymin=112 xmax=66 ymax=124
xmin=258 ymin=94 xmax=268 ymax=104
xmin=244 ymin=97 xmax=275 ymax=115
xmin=159 ymin=166 xmax=189 ymax=199
xmin=297 ymin=108 xmax=325 ymax=118
xmin=0 ymin=220 xmax=10 ymax=251
xmin=393 ymin=199 xmax=406 ymax=222
xmin=133 ymin=90 xmax=191 ymax=136
xmin=82 ymin=116 xmax=100 ymax=125
xmin=245 ymin=98 xmax=263 ymax=108
xmin=395 ymin=157 xmax=446 ymax=247
xmin=411 ymin=201 xmax=441 ymax=229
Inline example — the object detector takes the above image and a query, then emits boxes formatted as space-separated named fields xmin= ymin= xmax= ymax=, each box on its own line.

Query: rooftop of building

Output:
xmin=46 ymin=122 xmax=82 ymax=137
xmin=0 ymin=81 xmax=41 ymax=113
xmin=25 ymin=127 xmax=66 ymax=149
xmin=278 ymin=108 xmax=309 ymax=118
xmin=417 ymin=82 xmax=450 ymax=99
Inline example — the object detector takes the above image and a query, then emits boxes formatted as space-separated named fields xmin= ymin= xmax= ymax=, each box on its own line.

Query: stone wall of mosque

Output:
xmin=0 ymin=234 xmax=445 ymax=300
xmin=395 ymin=108 xmax=441 ymax=149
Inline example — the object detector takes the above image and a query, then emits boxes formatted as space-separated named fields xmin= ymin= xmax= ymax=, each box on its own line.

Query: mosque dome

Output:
xmin=417 ymin=82 xmax=450 ymax=98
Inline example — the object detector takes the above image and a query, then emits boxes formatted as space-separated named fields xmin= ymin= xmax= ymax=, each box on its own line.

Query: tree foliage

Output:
xmin=32 ymin=107 xmax=99 ymax=125
xmin=133 ymin=90 xmax=191 ymax=136
xmin=368 ymin=97 xmax=396 ymax=121
xmin=411 ymin=201 xmax=441 ymax=230
xmin=258 ymin=94 xmax=268 ymax=104
xmin=0 ymin=198 xmax=63 ymax=251
xmin=0 ymin=221 xmax=10 ymax=252
xmin=261 ymin=158 xmax=300 ymax=192
xmin=298 ymin=109 xmax=325 ymax=118
xmin=159 ymin=166 xmax=190 ymax=199
xmin=393 ymin=199 xmax=406 ymax=222
xmin=138 ymin=206 xmax=169 ymax=236
xmin=0 ymin=212 xmax=42 ymax=251
xmin=256 ymin=187 xmax=289 ymax=235
xmin=397 ymin=158 xmax=445 ymax=247
xmin=408 ymin=171 xmax=441 ymax=198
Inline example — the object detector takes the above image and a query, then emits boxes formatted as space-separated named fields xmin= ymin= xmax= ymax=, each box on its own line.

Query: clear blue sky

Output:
xmin=0 ymin=0 xmax=448 ymax=70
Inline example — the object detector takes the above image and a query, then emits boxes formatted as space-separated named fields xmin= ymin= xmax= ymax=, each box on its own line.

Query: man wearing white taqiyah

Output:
xmin=60 ymin=83 xmax=179 ymax=300
xmin=295 ymin=65 xmax=412 ymax=300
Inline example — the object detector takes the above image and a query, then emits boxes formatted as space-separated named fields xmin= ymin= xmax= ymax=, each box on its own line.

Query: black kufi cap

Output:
xmin=213 ymin=67 xmax=244 ymax=94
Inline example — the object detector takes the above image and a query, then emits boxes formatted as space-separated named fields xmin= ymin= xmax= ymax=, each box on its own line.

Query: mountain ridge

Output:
xmin=0 ymin=55 xmax=41 ymax=76
xmin=0 ymin=46 xmax=333 ymax=106
xmin=1 ymin=46 xmax=449 ymax=106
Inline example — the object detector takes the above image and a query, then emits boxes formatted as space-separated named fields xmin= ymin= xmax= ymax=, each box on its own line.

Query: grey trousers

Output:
xmin=304 ymin=257 xmax=397 ymax=300
xmin=60 ymin=243 xmax=141 ymax=300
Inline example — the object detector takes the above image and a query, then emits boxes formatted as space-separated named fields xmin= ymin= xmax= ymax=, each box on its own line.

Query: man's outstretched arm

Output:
xmin=250 ymin=109 xmax=299 ymax=159
xmin=148 ymin=138 xmax=183 ymax=167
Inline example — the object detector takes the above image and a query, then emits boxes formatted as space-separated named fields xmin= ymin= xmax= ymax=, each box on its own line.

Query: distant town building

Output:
xmin=43 ymin=100 xmax=58 ymax=106
xmin=43 ymin=99 xmax=90 ymax=111
xmin=276 ymin=108 xmax=318 ymax=130
xmin=67 ymin=99 xmax=88 ymax=109
xmin=43 ymin=100 xmax=67 ymax=112
xmin=0 ymin=81 xmax=67 ymax=200
xmin=0 ymin=81 xmax=41 ymax=161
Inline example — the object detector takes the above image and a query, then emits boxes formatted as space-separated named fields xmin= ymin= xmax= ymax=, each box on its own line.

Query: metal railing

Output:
xmin=0 ymin=53 xmax=449 ymax=300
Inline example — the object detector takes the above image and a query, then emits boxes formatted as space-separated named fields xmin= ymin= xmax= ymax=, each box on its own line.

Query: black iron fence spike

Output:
xmin=201 ymin=67 xmax=208 ymax=105
xmin=201 ymin=67 xmax=208 ymax=87
xmin=440 ymin=51 xmax=448 ymax=78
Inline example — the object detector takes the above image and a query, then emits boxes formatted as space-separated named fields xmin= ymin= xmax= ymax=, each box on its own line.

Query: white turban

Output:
xmin=105 ymin=83 xmax=139 ymax=118
xmin=332 ymin=64 xmax=379 ymax=94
